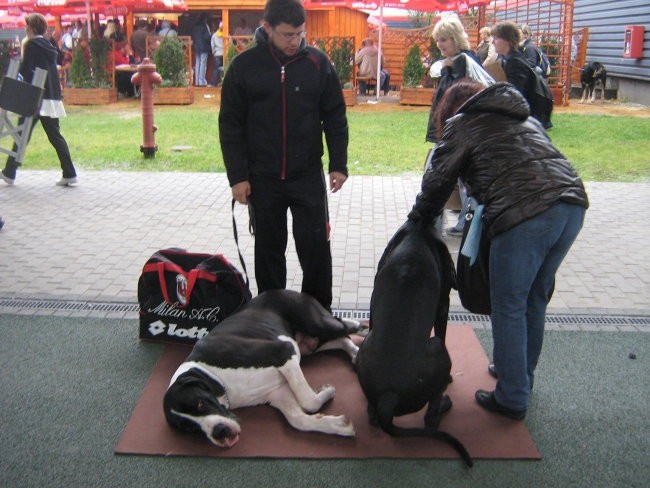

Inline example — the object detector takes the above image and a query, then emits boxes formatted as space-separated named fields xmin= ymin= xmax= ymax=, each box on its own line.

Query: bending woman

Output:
xmin=410 ymin=80 xmax=589 ymax=420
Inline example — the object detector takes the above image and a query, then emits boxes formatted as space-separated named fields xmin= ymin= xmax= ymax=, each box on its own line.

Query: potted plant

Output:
xmin=329 ymin=37 xmax=356 ymax=106
xmin=400 ymin=44 xmax=433 ymax=106
xmin=152 ymin=36 xmax=193 ymax=105
xmin=65 ymin=38 xmax=117 ymax=104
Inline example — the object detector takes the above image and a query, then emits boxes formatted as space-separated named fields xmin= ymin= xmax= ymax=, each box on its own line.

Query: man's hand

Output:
xmin=231 ymin=181 xmax=251 ymax=204
xmin=329 ymin=171 xmax=347 ymax=193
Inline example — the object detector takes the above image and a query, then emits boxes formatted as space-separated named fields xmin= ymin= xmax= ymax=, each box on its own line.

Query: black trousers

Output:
xmin=3 ymin=115 xmax=76 ymax=180
xmin=249 ymin=171 xmax=333 ymax=310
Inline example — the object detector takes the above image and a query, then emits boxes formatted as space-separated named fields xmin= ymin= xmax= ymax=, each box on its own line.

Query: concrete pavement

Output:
xmin=0 ymin=170 xmax=648 ymax=328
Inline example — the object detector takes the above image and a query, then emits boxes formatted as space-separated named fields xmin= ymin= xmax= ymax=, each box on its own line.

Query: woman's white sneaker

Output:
xmin=1 ymin=172 xmax=15 ymax=185
xmin=56 ymin=177 xmax=78 ymax=186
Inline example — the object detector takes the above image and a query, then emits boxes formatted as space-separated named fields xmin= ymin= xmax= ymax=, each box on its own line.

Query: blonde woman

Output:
xmin=426 ymin=16 xmax=493 ymax=236
xmin=426 ymin=16 xmax=491 ymax=142
xmin=103 ymin=20 xmax=116 ymax=40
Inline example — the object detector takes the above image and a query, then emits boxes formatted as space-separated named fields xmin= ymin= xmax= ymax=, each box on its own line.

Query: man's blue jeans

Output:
xmin=489 ymin=202 xmax=586 ymax=411
xmin=194 ymin=52 xmax=208 ymax=86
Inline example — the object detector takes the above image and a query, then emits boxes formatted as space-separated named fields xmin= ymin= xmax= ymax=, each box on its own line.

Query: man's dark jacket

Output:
xmin=411 ymin=83 xmax=588 ymax=238
xmin=219 ymin=27 xmax=348 ymax=186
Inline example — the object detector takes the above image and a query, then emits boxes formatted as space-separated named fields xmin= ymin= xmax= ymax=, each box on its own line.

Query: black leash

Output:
xmin=231 ymin=198 xmax=254 ymax=289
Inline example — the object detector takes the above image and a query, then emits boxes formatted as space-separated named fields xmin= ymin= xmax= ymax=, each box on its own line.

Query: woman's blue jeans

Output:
xmin=489 ymin=202 xmax=586 ymax=411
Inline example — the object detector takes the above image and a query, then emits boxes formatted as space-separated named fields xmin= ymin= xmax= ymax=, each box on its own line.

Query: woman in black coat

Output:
xmin=409 ymin=80 xmax=588 ymax=420
xmin=1 ymin=13 xmax=77 ymax=186
xmin=491 ymin=21 xmax=552 ymax=129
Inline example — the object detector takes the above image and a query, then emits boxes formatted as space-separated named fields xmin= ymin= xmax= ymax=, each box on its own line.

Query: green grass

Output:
xmin=548 ymin=114 xmax=650 ymax=182
xmin=16 ymin=105 xmax=650 ymax=182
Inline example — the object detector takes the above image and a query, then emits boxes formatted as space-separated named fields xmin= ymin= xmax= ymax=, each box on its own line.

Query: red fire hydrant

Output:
xmin=131 ymin=58 xmax=162 ymax=158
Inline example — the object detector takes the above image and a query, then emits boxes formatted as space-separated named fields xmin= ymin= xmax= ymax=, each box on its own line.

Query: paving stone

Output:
xmin=1 ymin=172 xmax=648 ymax=325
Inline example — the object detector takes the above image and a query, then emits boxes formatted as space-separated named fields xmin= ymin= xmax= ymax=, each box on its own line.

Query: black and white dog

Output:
xmin=355 ymin=218 xmax=472 ymax=467
xmin=579 ymin=61 xmax=607 ymax=103
xmin=163 ymin=289 xmax=360 ymax=447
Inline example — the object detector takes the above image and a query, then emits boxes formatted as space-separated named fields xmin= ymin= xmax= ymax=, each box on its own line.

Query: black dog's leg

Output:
xmin=424 ymin=392 xmax=445 ymax=429
xmin=367 ymin=403 xmax=379 ymax=426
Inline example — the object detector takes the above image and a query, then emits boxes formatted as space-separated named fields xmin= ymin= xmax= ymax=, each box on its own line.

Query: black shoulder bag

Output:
xmin=456 ymin=199 xmax=491 ymax=315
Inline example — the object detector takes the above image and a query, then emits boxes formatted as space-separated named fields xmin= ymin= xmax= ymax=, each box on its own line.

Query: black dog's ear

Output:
xmin=163 ymin=383 xmax=203 ymax=433
xmin=175 ymin=369 xmax=226 ymax=397
xmin=335 ymin=317 xmax=361 ymax=335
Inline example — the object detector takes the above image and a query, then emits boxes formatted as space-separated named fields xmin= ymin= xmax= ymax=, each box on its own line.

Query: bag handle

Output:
xmin=143 ymin=261 xmax=216 ymax=307
xmin=231 ymin=198 xmax=251 ymax=289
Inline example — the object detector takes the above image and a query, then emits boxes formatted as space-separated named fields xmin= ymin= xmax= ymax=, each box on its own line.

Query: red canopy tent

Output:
xmin=1 ymin=0 xmax=187 ymax=37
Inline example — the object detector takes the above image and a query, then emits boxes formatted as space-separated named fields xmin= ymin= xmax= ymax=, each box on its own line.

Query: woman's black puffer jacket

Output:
xmin=411 ymin=83 xmax=589 ymax=238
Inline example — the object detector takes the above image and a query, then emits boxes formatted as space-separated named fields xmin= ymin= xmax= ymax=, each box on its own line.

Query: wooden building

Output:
xmin=573 ymin=0 xmax=650 ymax=105
xmin=177 ymin=1 xmax=369 ymax=52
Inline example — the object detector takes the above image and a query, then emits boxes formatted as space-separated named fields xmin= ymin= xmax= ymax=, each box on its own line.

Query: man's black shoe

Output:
xmin=488 ymin=363 xmax=498 ymax=378
xmin=475 ymin=390 xmax=526 ymax=420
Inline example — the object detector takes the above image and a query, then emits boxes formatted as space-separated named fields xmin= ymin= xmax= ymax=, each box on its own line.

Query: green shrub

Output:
xmin=330 ymin=38 xmax=354 ymax=85
xmin=403 ymin=45 xmax=426 ymax=87
xmin=89 ymin=38 xmax=111 ymax=88
xmin=153 ymin=37 xmax=188 ymax=87
xmin=69 ymin=44 xmax=92 ymax=88
xmin=69 ymin=38 xmax=111 ymax=88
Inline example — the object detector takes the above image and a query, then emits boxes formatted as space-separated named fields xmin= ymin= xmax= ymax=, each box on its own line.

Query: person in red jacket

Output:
xmin=219 ymin=0 xmax=349 ymax=311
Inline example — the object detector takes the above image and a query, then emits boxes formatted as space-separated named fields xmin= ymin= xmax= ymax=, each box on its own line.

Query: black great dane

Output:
xmin=164 ymin=289 xmax=359 ymax=448
xmin=355 ymin=218 xmax=473 ymax=467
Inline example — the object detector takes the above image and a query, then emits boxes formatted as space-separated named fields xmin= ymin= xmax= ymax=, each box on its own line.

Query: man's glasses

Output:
xmin=274 ymin=30 xmax=307 ymax=41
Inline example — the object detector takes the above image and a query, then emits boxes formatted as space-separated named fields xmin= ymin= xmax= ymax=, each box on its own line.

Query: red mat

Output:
xmin=115 ymin=325 xmax=540 ymax=460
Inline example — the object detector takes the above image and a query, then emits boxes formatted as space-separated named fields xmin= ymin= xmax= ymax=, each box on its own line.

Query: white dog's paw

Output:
xmin=341 ymin=317 xmax=360 ymax=329
xmin=316 ymin=383 xmax=336 ymax=400
xmin=318 ymin=414 xmax=355 ymax=437
xmin=349 ymin=346 xmax=359 ymax=365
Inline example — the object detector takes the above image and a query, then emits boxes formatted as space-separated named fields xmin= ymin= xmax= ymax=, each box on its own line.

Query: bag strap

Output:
xmin=231 ymin=198 xmax=251 ymax=289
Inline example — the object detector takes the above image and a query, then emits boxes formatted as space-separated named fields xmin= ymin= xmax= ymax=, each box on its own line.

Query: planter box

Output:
xmin=342 ymin=88 xmax=356 ymax=107
xmin=63 ymin=87 xmax=117 ymax=105
xmin=153 ymin=86 xmax=194 ymax=105
xmin=399 ymin=87 xmax=435 ymax=106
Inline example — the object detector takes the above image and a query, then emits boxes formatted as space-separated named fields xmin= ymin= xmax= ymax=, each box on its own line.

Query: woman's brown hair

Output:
xmin=24 ymin=13 xmax=48 ymax=36
xmin=491 ymin=21 xmax=521 ymax=51
xmin=433 ymin=78 xmax=485 ymax=139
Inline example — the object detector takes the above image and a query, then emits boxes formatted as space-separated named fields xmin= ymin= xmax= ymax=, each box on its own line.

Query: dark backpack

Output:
xmin=526 ymin=67 xmax=554 ymax=129
xmin=523 ymin=42 xmax=551 ymax=78
xmin=538 ymin=49 xmax=551 ymax=77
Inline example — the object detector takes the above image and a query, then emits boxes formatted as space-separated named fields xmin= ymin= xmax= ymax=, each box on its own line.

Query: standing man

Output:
xmin=130 ymin=19 xmax=148 ymax=63
xmin=191 ymin=13 xmax=212 ymax=86
xmin=219 ymin=0 xmax=349 ymax=311
xmin=209 ymin=21 xmax=224 ymax=87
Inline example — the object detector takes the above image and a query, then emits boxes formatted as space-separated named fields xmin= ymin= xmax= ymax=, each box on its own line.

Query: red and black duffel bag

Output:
xmin=137 ymin=248 xmax=251 ymax=345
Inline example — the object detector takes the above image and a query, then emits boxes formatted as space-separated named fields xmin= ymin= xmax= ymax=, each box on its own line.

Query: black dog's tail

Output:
xmin=376 ymin=393 xmax=473 ymax=468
